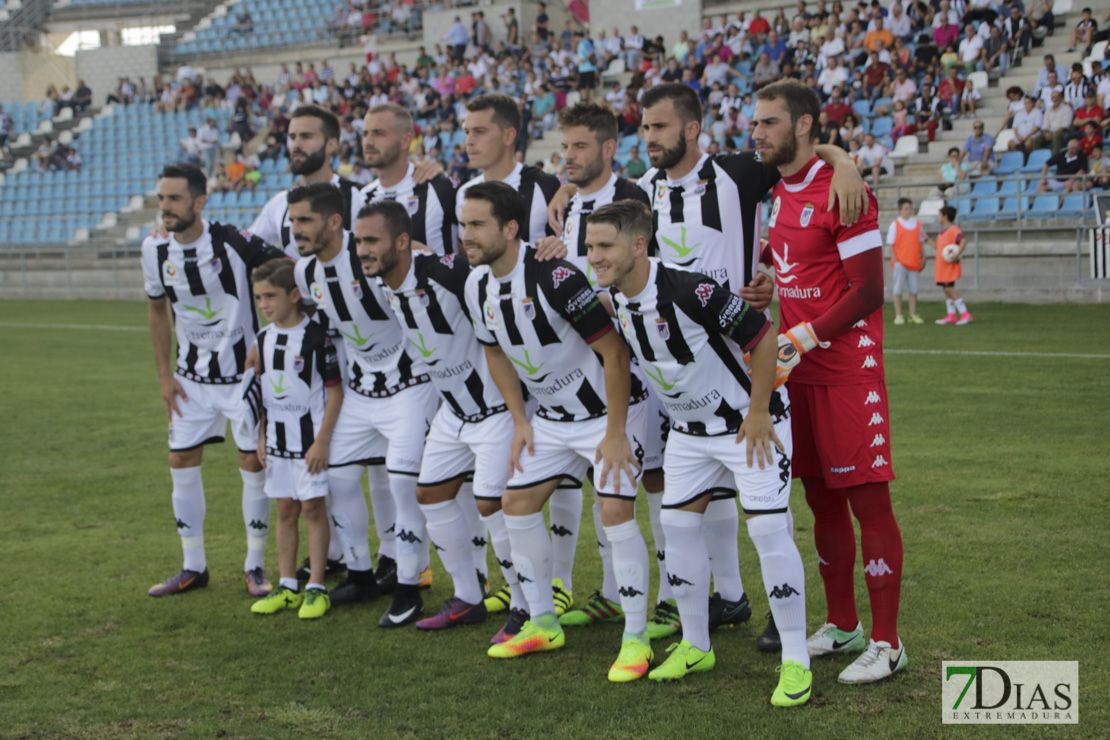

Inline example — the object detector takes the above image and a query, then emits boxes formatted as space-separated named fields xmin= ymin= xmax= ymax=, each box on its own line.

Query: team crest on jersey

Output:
xmin=521 ymin=297 xmax=536 ymax=321
xmin=551 ymin=266 xmax=574 ymax=288
xmin=293 ymin=356 xmax=304 ymax=373
xmin=768 ymin=197 xmax=781 ymax=228
xmin=655 ymin=185 xmax=667 ymax=201
xmin=693 ymin=179 xmax=708 ymax=196
xmin=619 ymin=311 xmax=629 ymax=331
xmin=800 ymin=202 xmax=815 ymax=227
xmin=695 ymin=283 xmax=715 ymax=307
xmin=416 ymin=289 xmax=430 ymax=307
xmin=484 ymin=301 xmax=498 ymax=328
xmin=311 ymin=282 xmax=326 ymax=306
xmin=208 ymin=257 xmax=222 ymax=274
xmin=351 ymin=280 xmax=363 ymax=300
xmin=564 ymin=216 xmax=574 ymax=238
xmin=162 ymin=260 xmax=183 ymax=286
xmin=656 ymin=317 xmax=670 ymax=339
xmin=405 ymin=196 xmax=420 ymax=215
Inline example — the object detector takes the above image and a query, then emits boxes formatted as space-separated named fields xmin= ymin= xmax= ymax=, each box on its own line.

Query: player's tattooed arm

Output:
xmin=736 ymin=327 xmax=784 ymax=469
xmin=545 ymin=183 xmax=578 ymax=237
xmin=148 ymin=296 xmax=188 ymax=419
xmin=815 ymin=144 xmax=869 ymax=227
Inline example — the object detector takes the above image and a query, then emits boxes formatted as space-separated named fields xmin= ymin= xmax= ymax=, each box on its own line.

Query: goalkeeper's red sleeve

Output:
xmin=810 ymin=247 xmax=885 ymax=342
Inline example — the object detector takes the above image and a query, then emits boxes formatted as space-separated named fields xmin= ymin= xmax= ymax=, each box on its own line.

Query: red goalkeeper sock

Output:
xmin=847 ymin=481 xmax=904 ymax=645
xmin=803 ymin=477 xmax=859 ymax=630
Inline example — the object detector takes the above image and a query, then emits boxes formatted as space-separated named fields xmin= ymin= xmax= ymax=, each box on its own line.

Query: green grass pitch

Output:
xmin=1 ymin=299 xmax=1107 ymax=739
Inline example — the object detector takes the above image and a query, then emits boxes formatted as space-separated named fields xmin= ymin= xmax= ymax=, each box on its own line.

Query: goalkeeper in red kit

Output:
xmin=751 ymin=79 xmax=906 ymax=684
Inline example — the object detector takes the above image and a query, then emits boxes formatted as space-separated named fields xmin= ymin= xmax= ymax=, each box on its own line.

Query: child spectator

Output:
xmin=248 ymin=259 xmax=343 ymax=620
xmin=959 ymin=78 xmax=981 ymax=119
xmin=886 ymin=197 xmax=931 ymax=325
xmin=934 ymin=205 xmax=973 ymax=325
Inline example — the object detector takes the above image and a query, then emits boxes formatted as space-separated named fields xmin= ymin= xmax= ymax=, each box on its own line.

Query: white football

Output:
xmin=942 ymin=244 xmax=961 ymax=264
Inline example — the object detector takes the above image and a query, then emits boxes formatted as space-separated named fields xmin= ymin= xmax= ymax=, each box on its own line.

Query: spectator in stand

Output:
xmin=575 ymin=31 xmax=598 ymax=103
xmin=839 ymin=111 xmax=864 ymax=146
xmin=748 ymin=9 xmax=772 ymax=44
xmin=865 ymin=17 xmax=894 ymax=54
xmin=1038 ymin=137 xmax=1088 ymax=194
xmin=887 ymin=66 xmax=917 ymax=103
xmin=913 ymin=33 xmax=939 ymax=78
xmin=1068 ymin=7 xmax=1097 ymax=53
xmin=623 ymin=25 xmax=644 ymax=71
xmin=444 ymin=16 xmax=469 ymax=63
xmin=1036 ymin=89 xmax=1073 ymax=153
xmin=1064 ymin=64 xmax=1093 ymax=112
xmin=937 ymin=66 xmax=964 ymax=108
xmin=1004 ymin=5 xmax=1033 ymax=60
xmin=1036 ymin=55 xmax=1067 ymax=94
xmin=959 ymin=78 xmax=982 ymax=119
xmin=935 ymin=146 xmax=970 ymax=195
xmin=962 ymin=0 xmax=998 ymax=28
xmin=861 ymin=50 xmax=890 ymax=103
xmin=1079 ymin=122 xmax=1103 ymax=157
xmin=823 ymin=87 xmax=853 ymax=124
xmin=0 ymin=105 xmax=12 ymax=160
xmin=1075 ymin=91 xmax=1107 ymax=134
xmin=934 ymin=16 xmax=960 ymax=51
xmin=815 ymin=109 xmax=842 ymax=146
xmin=234 ymin=8 xmax=253 ymax=35
xmin=1000 ymin=85 xmax=1026 ymax=129
xmin=622 ymin=146 xmax=648 ymax=179
xmin=956 ymin=24 xmax=983 ymax=76
xmin=910 ymin=83 xmax=944 ymax=142
xmin=761 ymin=30 xmax=789 ymax=65
xmin=890 ymin=35 xmax=912 ymax=70
xmin=180 ymin=127 xmax=201 ymax=165
xmin=1010 ymin=95 xmax=1044 ymax=153
xmin=35 ymin=136 xmax=56 ymax=171
xmin=753 ymin=51 xmax=781 ymax=90
xmin=857 ymin=132 xmax=889 ymax=185
xmin=962 ymin=120 xmax=994 ymax=175
xmin=978 ymin=25 xmax=1009 ymax=76
xmin=1089 ymin=142 xmax=1109 ymax=188
xmin=197 ymin=116 xmax=221 ymax=177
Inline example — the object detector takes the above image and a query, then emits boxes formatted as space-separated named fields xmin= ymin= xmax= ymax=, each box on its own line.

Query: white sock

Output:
xmin=240 ymin=468 xmax=269 ymax=572
xmin=389 ymin=473 xmax=425 ymax=586
xmin=747 ymin=514 xmax=809 ymax=668
xmin=325 ymin=492 xmax=343 ymax=561
xmin=482 ymin=510 xmax=526 ymax=610
xmin=592 ymin=496 xmax=617 ymax=602
xmin=171 ymin=466 xmax=206 ymax=573
xmin=647 ymin=491 xmax=672 ymax=602
xmin=505 ymin=511 xmax=555 ymax=616
xmin=327 ymin=464 xmax=373 ymax=571
xmin=604 ymin=519 xmax=650 ymax=635
xmin=703 ymin=497 xmax=743 ymax=601
xmin=306 ymin=582 xmax=326 ymax=591
xmin=955 ymin=297 xmax=968 ymax=313
xmin=946 ymin=298 xmax=957 ymax=315
xmin=279 ymin=577 xmax=299 ymax=591
xmin=548 ymin=485 xmax=582 ymax=591
xmin=457 ymin=480 xmax=488 ymax=583
xmin=661 ymin=508 xmax=711 ymax=652
xmin=785 ymin=505 xmax=795 ymax=540
xmin=422 ymin=499 xmax=483 ymax=604
xmin=366 ymin=465 xmax=396 ymax=562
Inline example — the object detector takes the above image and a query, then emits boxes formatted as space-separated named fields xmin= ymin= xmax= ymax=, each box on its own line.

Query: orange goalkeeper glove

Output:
xmin=747 ymin=322 xmax=827 ymax=388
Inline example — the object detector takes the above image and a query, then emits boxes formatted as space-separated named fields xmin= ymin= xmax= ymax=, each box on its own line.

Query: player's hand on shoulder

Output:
xmin=412 ymin=240 xmax=434 ymax=254
xmin=160 ymin=375 xmax=188 ymax=420
xmin=148 ymin=222 xmax=169 ymax=240
xmin=245 ymin=343 xmax=261 ymax=374
xmin=828 ymin=161 xmax=869 ymax=226
xmin=736 ymin=409 xmax=784 ymax=469
xmin=738 ymin=271 xmax=774 ymax=312
xmin=508 ymin=420 xmax=535 ymax=477
xmin=594 ymin=433 xmax=640 ymax=496
xmin=546 ymin=183 xmax=577 ymax=237
xmin=412 ymin=158 xmax=445 ymax=183
xmin=305 ymin=441 xmax=329 ymax=474
xmin=533 ymin=235 xmax=568 ymax=261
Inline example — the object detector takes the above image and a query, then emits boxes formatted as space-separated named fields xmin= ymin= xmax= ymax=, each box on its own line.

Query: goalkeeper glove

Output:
xmin=773 ymin=322 xmax=826 ymax=388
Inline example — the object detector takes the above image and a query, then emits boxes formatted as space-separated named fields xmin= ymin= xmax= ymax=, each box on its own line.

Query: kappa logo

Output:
xmin=175 ymin=518 xmax=190 ymax=530
xmin=853 ymin=319 xmax=868 ymax=328
xmin=864 ymin=558 xmax=894 ymax=577
xmin=497 ymin=558 xmax=513 ymax=569
xmin=440 ymin=254 xmax=455 ymax=267
xmin=550 ymin=524 xmax=574 ymax=537
xmin=816 ymin=550 xmax=830 ymax=566
xmin=769 ymin=583 xmax=800 ymax=599
xmin=870 ymin=433 xmax=886 ymax=447
xmin=868 ymin=412 xmax=884 ymax=426
xmin=667 ymin=573 xmax=694 ymax=587
xmin=656 ymin=550 xmax=666 ymax=562
xmin=872 ymin=455 xmax=889 ymax=468
xmin=472 ymin=536 xmax=487 ymax=548
xmin=695 ymin=282 xmax=715 ymax=307
xmin=397 ymin=529 xmax=423 ymax=544
xmin=517 ymin=573 xmax=534 ymax=583
xmin=862 ymin=355 xmax=878 ymax=369
xmin=551 ymin=266 xmax=574 ymax=288
xmin=858 ymin=335 xmax=876 ymax=348
xmin=865 ymin=391 xmax=881 ymax=404
xmin=248 ymin=519 xmax=268 ymax=531
xmin=618 ymin=586 xmax=645 ymax=598
xmin=773 ymin=242 xmax=800 ymax=283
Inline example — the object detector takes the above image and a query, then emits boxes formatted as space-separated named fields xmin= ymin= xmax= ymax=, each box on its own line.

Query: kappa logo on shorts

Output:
xmin=870 ymin=433 xmax=886 ymax=447
xmin=865 ymin=391 xmax=881 ymax=404
xmin=868 ymin=412 xmax=884 ymax=426
xmin=862 ymin=355 xmax=878 ymax=369
xmin=872 ymin=455 xmax=888 ymax=468
xmin=858 ymin=335 xmax=876 ymax=348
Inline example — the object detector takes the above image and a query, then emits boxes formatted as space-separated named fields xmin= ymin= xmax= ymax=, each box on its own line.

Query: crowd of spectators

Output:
xmin=33 ymin=136 xmax=82 ymax=173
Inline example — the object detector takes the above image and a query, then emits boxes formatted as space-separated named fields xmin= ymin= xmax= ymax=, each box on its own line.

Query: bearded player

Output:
xmin=751 ymin=80 xmax=906 ymax=684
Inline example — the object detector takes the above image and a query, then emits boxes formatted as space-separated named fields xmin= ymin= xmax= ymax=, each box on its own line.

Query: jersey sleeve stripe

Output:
xmin=741 ymin=319 xmax=770 ymax=354
xmin=583 ymin=322 xmax=614 ymax=344
xmin=837 ymin=230 xmax=883 ymax=260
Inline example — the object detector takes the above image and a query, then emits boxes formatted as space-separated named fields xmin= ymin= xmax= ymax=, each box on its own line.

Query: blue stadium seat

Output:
xmin=1022 ymin=149 xmax=1052 ymax=173
xmin=852 ymin=100 xmax=871 ymax=119
xmin=1057 ymin=194 xmax=1087 ymax=218
xmin=870 ymin=117 xmax=893 ymax=138
xmin=998 ymin=196 xmax=1022 ymax=217
xmin=1029 ymin=194 xmax=1059 ymax=214
xmin=971 ymin=180 xmax=997 ymax=195
xmin=997 ymin=179 xmax=1020 ymax=195
xmin=994 ymin=152 xmax=1023 ymax=176
xmin=966 ymin=197 xmax=999 ymax=220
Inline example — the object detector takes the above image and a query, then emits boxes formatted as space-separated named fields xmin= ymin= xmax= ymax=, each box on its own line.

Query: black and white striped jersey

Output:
xmin=257 ymin=316 xmax=341 ymax=459
xmin=251 ymin=174 xmax=362 ymax=258
xmin=456 ymin=162 xmax=562 ymax=243
xmin=294 ymin=231 xmax=429 ymax=397
xmin=380 ymin=252 xmax=507 ymax=422
xmin=465 ymin=244 xmax=644 ymax=423
xmin=358 ymin=164 xmax=457 ymax=255
xmin=610 ymin=258 xmax=785 ymax=436
xmin=638 ymin=152 xmax=779 ymax=292
xmin=141 ymin=220 xmax=284 ymax=385
xmin=560 ymin=172 xmax=652 ymax=292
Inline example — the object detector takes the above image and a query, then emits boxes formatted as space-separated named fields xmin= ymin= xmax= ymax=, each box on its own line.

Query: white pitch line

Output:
xmin=886 ymin=349 xmax=1108 ymax=359
xmin=0 ymin=322 xmax=146 ymax=332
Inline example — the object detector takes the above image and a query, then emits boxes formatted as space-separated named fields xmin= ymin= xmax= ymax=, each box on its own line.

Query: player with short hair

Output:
xmin=288 ymin=182 xmax=440 ymax=616
xmin=458 ymin=93 xmax=578 ymax=616
xmin=933 ymin=205 xmax=972 ymax=325
xmin=142 ymin=163 xmax=285 ymax=597
xmin=355 ymin=199 xmax=529 ymax=640
xmin=248 ymin=259 xmax=342 ymax=619
xmin=462 ymin=182 xmax=654 ymax=682
xmin=887 ymin=197 xmax=931 ymax=325
xmin=588 ymin=199 xmax=811 ymax=704
xmin=752 ymin=79 xmax=907 ymax=684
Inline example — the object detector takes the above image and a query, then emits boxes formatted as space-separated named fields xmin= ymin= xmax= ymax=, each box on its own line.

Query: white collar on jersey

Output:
xmin=662 ymin=153 xmax=710 ymax=186
xmin=390 ymin=254 xmax=419 ymax=294
xmin=780 ymin=158 xmax=825 ymax=193
xmin=577 ymin=170 xmax=619 ymax=202
xmin=368 ymin=162 xmax=415 ymax=194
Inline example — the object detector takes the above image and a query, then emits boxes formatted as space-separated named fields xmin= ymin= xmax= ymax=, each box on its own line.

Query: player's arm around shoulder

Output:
xmin=815 ymin=144 xmax=870 ymax=226
xmin=219 ymin=222 xmax=286 ymax=272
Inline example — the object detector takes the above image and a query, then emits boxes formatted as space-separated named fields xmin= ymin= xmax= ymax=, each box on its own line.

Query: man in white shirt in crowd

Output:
xmin=1009 ymin=95 xmax=1044 ymax=154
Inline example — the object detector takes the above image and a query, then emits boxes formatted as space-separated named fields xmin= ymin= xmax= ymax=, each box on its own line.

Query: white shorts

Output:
xmin=643 ymin=386 xmax=669 ymax=473
xmin=662 ymin=416 xmax=793 ymax=514
xmin=329 ymin=382 xmax=438 ymax=473
xmin=508 ymin=400 xmax=648 ymax=499
xmin=168 ymin=375 xmax=258 ymax=452
xmin=891 ymin=262 xmax=920 ymax=296
xmin=264 ymin=457 xmax=329 ymax=501
xmin=417 ymin=407 xmax=514 ymax=499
